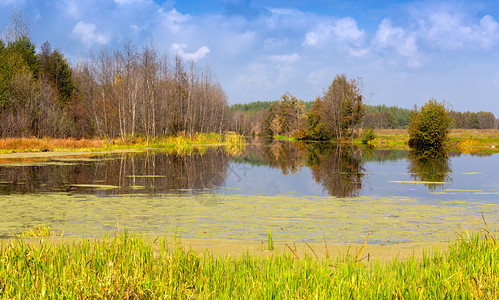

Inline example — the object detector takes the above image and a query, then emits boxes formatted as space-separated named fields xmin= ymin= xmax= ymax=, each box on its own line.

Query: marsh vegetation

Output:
xmin=0 ymin=226 xmax=497 ymax=299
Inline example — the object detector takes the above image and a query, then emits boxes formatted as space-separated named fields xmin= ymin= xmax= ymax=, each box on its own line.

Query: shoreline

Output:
xmin=5 ymin=234 xmax=445 ymax=261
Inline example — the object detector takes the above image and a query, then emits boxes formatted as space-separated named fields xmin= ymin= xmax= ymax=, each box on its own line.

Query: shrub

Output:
xmin=408 ymin=99 xmax=452 ymax=156
xmin=361 ymin=128 xmax=376 ymax=144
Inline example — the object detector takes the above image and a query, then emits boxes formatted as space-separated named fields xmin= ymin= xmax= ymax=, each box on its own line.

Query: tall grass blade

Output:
xmin=355 ymin=233 xmax=369 ymax=263
xmin=284 ymin=244 xmax=300 ymax=260
xmin=303 ymin=241 xmax=319 ymax=261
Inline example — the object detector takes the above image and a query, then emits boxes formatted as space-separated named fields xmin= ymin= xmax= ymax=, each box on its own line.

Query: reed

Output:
xmin=19 ymin=224 xmax=51 ymax=238
xmin=267 ymin=228 xmax=274 ymax=251
xmin=0 ymin=137 xmax=104 ymax=153
xmin=0 ymin=224 xmax=496 ymax=299
xmin=0 ymin=133 xmax=246 ymax=155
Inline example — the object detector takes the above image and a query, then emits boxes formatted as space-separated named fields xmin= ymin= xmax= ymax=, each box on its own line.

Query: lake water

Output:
xmin=0 ymin=140 xmax=497 ymax=244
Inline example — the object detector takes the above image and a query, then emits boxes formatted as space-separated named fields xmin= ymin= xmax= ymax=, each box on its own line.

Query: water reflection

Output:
xmin=233 ymin=140 xmax=365 ymax=197
xmin=2 ymin=140 xmax=493 ymax=198
xmin=1 ymin=142 xmax=498 ymax=242
xmin=233 ymin=139 xmax=305 ymax=175
xmin=0 ymin=149 xmax=230 ymax=196
xmin=407 ymin=151 xmax=453 ymax=190
xmin=305 ymin=143 xmax=365 ymax=197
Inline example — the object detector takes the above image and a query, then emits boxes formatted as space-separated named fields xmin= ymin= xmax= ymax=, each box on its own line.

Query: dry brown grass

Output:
xmin=374 ymin=129 xmax=408 ymax=135
xmin=0 ymin=137 xmax=105 ymax=152
xmin=449 ymin=129 xmax=499 ymax=138
xmin=374 ymin=128 xmax=499 ymax=138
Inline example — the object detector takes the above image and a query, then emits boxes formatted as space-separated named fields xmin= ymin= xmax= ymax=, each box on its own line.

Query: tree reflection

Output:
xmin=407 ymin=151 xmax=453 ymax=191
xmin=233 ymin=139 xmax=306 ymax=175
xmin=233 ymin=140 xmax=366 ymax=197
xmin=305 ymin=143 xmax=365 ymax=197
xmin=0 ymin=148 xmax=230 ymax=197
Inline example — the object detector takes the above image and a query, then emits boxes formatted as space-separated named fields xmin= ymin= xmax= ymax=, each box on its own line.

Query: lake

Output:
xmin=0 ymin=139 xmax=497 ymax=244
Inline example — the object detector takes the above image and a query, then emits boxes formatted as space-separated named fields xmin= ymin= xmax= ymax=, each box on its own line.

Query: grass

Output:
xmin=274 ymin=135 xmax=297 ymax=141
xmin=267 ymin=228 xmax=274 ymax=251
xmin=363 ymin=129 xmax=499 ymax=153
xmin=0 ymin=133 xmax=246 ymax=154
xmin=19 ymin=224 xmax=51 ymax=238
xmin=0 ymin=138 xmax=104 ymax=153
xmin=0 ymin=224 xmax=497 ymax=299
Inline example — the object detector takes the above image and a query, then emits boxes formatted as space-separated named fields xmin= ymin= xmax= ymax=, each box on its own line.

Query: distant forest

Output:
xmin=231 ymin=101 xmax=497 ymax=133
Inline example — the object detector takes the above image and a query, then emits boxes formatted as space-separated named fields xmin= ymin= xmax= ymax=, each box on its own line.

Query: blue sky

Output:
xmin=1 ymin=0 xmax=499 ymax=115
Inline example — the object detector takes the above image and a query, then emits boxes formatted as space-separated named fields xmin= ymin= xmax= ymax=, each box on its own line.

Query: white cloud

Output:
xmin=332 ymin=17 xmax=365 ymax=45
xmin=269 ymin=53 xmax=301 ymax=64
xmin=477 ymin=15 xmax=499 ymax=48
xmin=304 ymin=17 xmax=365 ymax=47
xmin=303 ymin=31 xmax=321 ymax=46
xmin=373 ymin=18 xmax=420 ymax=68
xmin=414 ymin=10 xmax=499 ymax=50
xmin=170 ymin=43 xmax=210 ymax=61
xmin=160 ymin=8 xmax=190 ymax=33
xmin=72 ymin=21 xmax=109 ymax=46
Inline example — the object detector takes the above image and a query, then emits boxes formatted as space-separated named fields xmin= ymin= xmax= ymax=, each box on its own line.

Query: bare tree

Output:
xmin=2 ymin=9 xmax=31 ymax=45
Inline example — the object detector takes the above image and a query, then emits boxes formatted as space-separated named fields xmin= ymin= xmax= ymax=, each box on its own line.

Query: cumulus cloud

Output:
xmin=303 ymin=17 xmax=367 ymax=57
xmin=160 ymin=8 xmax=189 ymax=33
xmin=419 ymin=12 xmax=499 ymax=50
xmin=72 ymin=21 xmax=109 ymax=46
xmin=170 ymin=43 xmax=210 ymax=61
xmin=373 ymin=18 xmax=420 ymax=68
xmin=304 ymin=17 xmax=365 ymax=46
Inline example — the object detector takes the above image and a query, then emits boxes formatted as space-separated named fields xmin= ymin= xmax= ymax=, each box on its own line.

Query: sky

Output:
xmin=1 ymin=0 xmax=499 ymax=116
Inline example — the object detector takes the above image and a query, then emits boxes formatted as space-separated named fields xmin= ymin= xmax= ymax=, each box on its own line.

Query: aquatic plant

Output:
xmin=0 ymin=221 xmax=496 ymax=298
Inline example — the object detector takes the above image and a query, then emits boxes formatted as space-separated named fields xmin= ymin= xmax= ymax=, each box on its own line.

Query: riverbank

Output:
xmin=1 ymin=129 xmax=497 ymax=155
xmin=371 ymin=128 xmax=499 ymax=153
xmin=0 ymin=133 xmax=245 ymax=154
xmin=1 ymin=228 xmax=496 ymax=298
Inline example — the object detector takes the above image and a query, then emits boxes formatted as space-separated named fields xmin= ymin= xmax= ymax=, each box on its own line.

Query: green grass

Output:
xmin=356 ymin=129 xmax=499 ymax=153
xmin=274 ymin=135 xmax=297 ymax=141
xmin=19 ymin=224 xmax=51 ymax=238
xmin=0 ymin=226 xmax=497 ymax=299
xmin=0 ymin=133 xmax=246 ymax=155
xmin=267 ymin=228 xmax=274 ymax=251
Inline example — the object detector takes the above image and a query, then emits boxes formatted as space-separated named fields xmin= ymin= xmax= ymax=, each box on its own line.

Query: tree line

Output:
xmin=0 ymin=12 xmax=229 ymax=142
xmin=231 ymin=99 xmax=498 ymax=135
